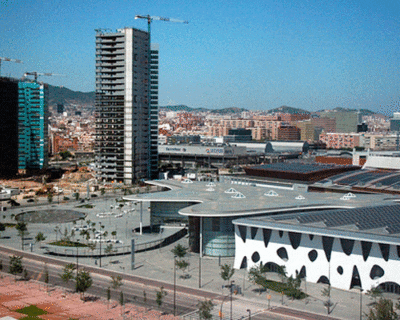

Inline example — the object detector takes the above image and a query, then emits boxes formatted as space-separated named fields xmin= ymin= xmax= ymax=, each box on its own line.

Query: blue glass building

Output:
xmin=18 ymin=81 xmax=49 ymax=172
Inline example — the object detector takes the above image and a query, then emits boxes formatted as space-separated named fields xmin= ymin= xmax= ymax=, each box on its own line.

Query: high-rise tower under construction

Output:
xmin=95 ymin=28 xmax=158 ymax=184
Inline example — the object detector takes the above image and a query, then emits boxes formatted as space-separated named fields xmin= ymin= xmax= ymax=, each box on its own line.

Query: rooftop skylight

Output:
xmin=265 ymin=190 xmax=279 ymax=197
xmin=232 ymin=192 xmax=246 ymax=199
xmin=225 ymin=188 xmax=238 ymax=194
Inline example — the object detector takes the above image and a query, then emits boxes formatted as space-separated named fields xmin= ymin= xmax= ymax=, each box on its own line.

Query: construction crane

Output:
xmin=135 ymin=15 xmax=188 ymax=179
xmin=0 ymin=57 xmax=23 ymax=76
xmin=22 ymin=72 xmax=63 ymax=82
xmin=134 ymin=15 xmax=188 ymax=34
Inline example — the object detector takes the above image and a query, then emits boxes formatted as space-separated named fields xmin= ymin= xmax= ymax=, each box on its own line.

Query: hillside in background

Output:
xmin=209 ymin=107 xmax=248 ymax=114
xmin=47 ymin=85 xmax=379 ymax=117
xmin=267 ymin=105 xmax=311 ymax=115
xmin=48 ymin=85 xmax=95 ymax=106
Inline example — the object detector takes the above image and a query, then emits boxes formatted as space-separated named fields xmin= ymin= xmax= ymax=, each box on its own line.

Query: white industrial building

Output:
xmin=233 ymin=204 xmax=400 ymax=293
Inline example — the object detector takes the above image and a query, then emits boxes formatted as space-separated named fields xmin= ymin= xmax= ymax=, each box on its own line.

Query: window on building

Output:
xmin=212 ymin=218 xmax=220 ymax=231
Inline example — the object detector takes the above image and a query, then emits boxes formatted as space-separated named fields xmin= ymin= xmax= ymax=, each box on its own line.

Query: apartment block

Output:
xmin=390 ymin=112 xmax=400 ymax=132
xmin=361 ymin=133 xmax=399 ymax=151
xmin=295 ymin=120 xmax=315 ymax=141
xmin=277 ymin=125 xmax=301 ymax=141
xmin=312 ymin=117 xmax=336 ymax=133
xmin=319 ymin=111 xmax=360 ymax=133
xmin=319 ymin=132 xmax=362 ymax=149
xmin=94 ymin=28 xmax=158 ymax=183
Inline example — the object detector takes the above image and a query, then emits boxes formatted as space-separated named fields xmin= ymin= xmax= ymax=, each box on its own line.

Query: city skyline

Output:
xmin=1 ymin=0 xmax=399 ymax=114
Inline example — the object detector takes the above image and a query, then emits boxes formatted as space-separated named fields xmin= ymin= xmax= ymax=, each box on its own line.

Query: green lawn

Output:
xmin=16 ymin=305 xmax=47 ymax=319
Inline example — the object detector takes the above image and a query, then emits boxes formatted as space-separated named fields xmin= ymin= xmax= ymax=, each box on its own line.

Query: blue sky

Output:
xmin=1 ymin=0 xmax=399 ymax=114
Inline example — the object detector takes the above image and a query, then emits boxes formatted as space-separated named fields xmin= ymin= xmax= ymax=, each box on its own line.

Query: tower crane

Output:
xmin=135 ymin=15 xmax=188 ymax=179
xmin=134 ymin=15 xmax=188 ymax=33
xmin=22 ymin=72 xmax=64 ymax=82
xmin=0 ymin=57 xmax=23 ymax=76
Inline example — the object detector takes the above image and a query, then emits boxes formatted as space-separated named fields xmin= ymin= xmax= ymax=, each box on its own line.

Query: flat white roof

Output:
xmin=123 ymin=179 xmax=399 ymax=218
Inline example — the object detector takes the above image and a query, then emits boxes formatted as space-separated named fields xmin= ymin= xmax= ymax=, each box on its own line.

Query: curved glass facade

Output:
xmin=203 ymin=217 xmax=235 ymax=257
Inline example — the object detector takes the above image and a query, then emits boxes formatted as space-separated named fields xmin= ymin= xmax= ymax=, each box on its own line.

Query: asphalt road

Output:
xmin=0 ymin=247 xmax=215 ymax=317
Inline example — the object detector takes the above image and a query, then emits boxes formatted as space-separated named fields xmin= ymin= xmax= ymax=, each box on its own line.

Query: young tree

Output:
xmin=62 ymin=227 xmax=70 ymax=242
xmin=80 ymin=229 xmax=90 ymax=244
xmin=321 ymin=285 xmax=333 ymax=315
xmin=171 ymin=244 xmax=187 ymax=259
xmin=156 ymin=286 xmax=167 ymax=308
xmin=107 ymin=287 xmax=111 ymax=309
xmin=105 ymin=244 xmax=114 ymax=255
xmin=110 ymin=275 xmax=123 ymax=291
xmin=16 ymin=222 xmax=28 ymax=250
xmin=54 ymin=225 xmax=60 ymax=242
xmin=277 ymin=265 xmax=287 ymax=283
xmin=47 ymin=193 xmax=53 ymax=203
xmin=9 ymin=255 xmax=23 ymax=280
xmin=248 ymin=263 xmax=269 ymax=293
xmin=197 ymin=299 xmax=214 ymax=320
xmin=73 ymin=192 xmax=80 ymax=201
xmin=220 ymin=264 xmax=235 ymax=285
xmin=366 ymin=286 xmax=383 ymax=305
xmin=22 ymin=268 xmax=29 ymax=281
xmin=35 ymin=232 xmax=46 ymax=247
xmin=119 ymin=291 xmax=124 ymax=315
xmin=76 ymin=269 xmax=93 ymax=300
xmin=172 ymin=244 xmax=190 ymax=277
xmin=60 ymin=263 xmax=75 ymax=284
xmin=176 ymin=259 xmax=190 ymax=278
xmin=111 ymin=231 xmax=117 ymax=239
xmin=286 ymin=274 xmax=302 ymax=299
xmin=44 ymin=264 xmax=49 ymax=292
xmin=87 ymin=242 xmax=96 ymax=259
xmin=0 ymin=222 xmax=5 ymax=237
xmin=367 ymin=298 xmax=399 ymax=320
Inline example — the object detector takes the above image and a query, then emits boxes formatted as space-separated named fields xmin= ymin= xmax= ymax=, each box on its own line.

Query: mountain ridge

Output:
xmin=47 ymin=85 xmax=379 ymax=116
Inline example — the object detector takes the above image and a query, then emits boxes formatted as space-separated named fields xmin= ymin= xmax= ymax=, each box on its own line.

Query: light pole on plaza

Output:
xmin=359 ymin=287 xmax=363 ymax=320
xmin=174 ymin=255 xmax=177 ymax=316
xmin=76 ymin=239 xmax=80 ymax=278
xmin=230 ymin=280 xmax=235 ymax=320
xmin=99 ymin=222 xmax=102 ymax=267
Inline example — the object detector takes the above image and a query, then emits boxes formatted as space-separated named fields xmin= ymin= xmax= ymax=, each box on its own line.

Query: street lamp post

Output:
xmin=99 ymin=222 xmax=102 ymax=268
xmin=76 ymin=239 xmax=80 ymax=278
xmin=247 ymin=309 xmax=251 ymax=320
xmin=174 ymin=255 xmax=177 ymax=316
xmin=230 ymin=280 xmax=235 ymax=320
xmin=359 ymin=288 xmax=363 ymax=320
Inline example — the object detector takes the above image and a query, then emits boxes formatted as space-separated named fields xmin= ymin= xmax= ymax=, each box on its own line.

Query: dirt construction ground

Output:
xmin=0 ymin=274 xmax=179 ymax=320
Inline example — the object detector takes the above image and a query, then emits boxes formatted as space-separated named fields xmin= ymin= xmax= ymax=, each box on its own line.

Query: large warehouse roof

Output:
xmin=123 ymin=179 xmax=399 ymax=218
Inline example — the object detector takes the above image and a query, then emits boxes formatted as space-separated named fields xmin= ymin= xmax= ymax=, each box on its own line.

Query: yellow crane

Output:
xmin=0 ymin=57 xmax=23 ymax=76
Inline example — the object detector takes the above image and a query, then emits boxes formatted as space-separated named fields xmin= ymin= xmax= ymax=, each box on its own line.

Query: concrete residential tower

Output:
xmin=95 ymin=28 xmax=158 ymax=183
